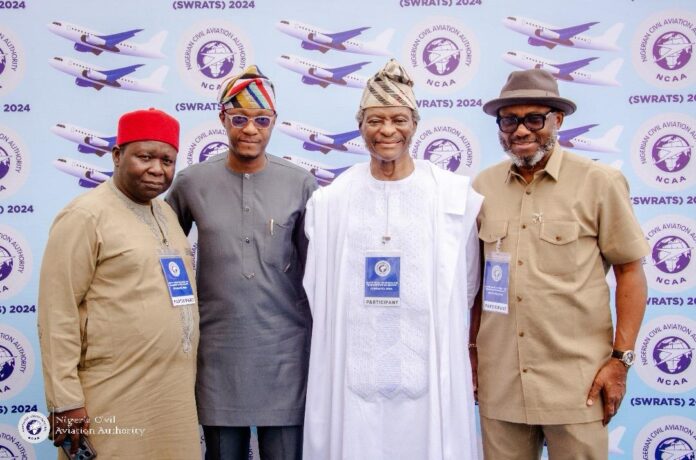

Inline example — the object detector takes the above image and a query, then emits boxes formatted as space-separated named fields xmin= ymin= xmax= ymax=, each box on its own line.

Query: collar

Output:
xmin=504 ymin=143 xmax=563 ymax=183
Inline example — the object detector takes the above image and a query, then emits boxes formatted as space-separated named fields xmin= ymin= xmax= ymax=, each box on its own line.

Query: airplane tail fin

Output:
xmin=599 ymin=125 xmax=623 ymax=151
xmin=366 ymin=28 xmax=394 ymax=52
xmin=599 ymin=23 xmax=623 ymax=50
xmin=142 ymin=66 xmax=169 ymax=91
xmin=143 ymin=31 xmax=168 ymax=57
xmin=598 ymin=58 xmax=623 ymax=85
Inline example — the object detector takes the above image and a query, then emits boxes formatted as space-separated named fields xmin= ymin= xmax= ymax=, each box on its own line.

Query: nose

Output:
xmin=380 ymin=120 xmax=397 ymax=136
xmin=148 ymin=159 xmax=165 ymax=176
xmin=241 ymin=120 xmax=259 ymax=134
xmin=512 ymin=121 xmax=532 ymax=137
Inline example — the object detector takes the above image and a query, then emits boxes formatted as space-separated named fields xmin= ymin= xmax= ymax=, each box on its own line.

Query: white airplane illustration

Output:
xmin=51 ymin=123 xmax=116 ymax=157
xmin=503 ymin=16 xmax=623 ymax=51
xmin=654 ymin=37 xmax=694 ymax=66
xmin=277 ymin=121 xmax=369 ymax=155
xmin=50 ymin=56 xmax=168 ymax=92
xmin=558 ymin=124 xmax=622 ymax=153
xmin=503 ymin=51 xmax=622 ymax=86
xmin=282 ymin=155 xmax=355 ymax=186
xmin=276 ymin=19 xmax=393 ymax=56
xmin=54 ymin=157 xmax=112 ymax=188
xmin=48 ymin=21 xmax=167 ymax=58
xmin=276 ymin=54 xmax=369 ymax=89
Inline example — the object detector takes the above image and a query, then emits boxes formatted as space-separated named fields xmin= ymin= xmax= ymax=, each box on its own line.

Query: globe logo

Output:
xmin=23 ymin=420 xmax=42 ymax=436
xmin=655 ymin=437 xmax=695 ymax=460
xmin=424 ymin=139 xmax=462 ymax=172
xmin=0 ymin=344 xmax=16 ymax=382
xmin=653 ymin=31 xmax=693 ymax=71
xmin=0 ymin=48 xmax=6 ymax=76
xmin=423 ymin=38 xmax=461 ymax=76
xmin=199 ymin=141 xmax=228 ymax=163
xmin=375 ymin=260 xmax=391 ymax=277
xmin=653 ymin=336 xmax=692 ymax=374
xmin=0 ymin=446 xmax=17 ymax=458
xmin=196 ymin=41 xmax=235 ymax=79
xmin=168 ymin=261 xmax=180 ymax=278
xmin=0 ymin=245 xmax=14 ymax=282
xmin=0 ymin=147 xmax=10 ymax=181
xmin=652 ymin=134 xmax=691 ymax=173
xmin=652 ymin=236 xmax=691 ymax=274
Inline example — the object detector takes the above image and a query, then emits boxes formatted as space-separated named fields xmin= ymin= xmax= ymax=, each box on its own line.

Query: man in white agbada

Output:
xmin=302 ymin=59 xmax=482 ymax=460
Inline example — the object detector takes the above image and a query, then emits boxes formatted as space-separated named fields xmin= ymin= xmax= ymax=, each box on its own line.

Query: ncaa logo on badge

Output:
xmin=181 ymin=121 xmax=229 ymax=168
xmin=375 ymin=260 xmax=391 ymax=277
xmin=641 ymin=215 xmax=696 ymax=293
xmin=0 ymin=126 xmax=30 ymax=200
xmin=177 ymin=20 xmax=253 ymax=97
xmin=410 ymin=118 xmax=480 ymax=176
xmin=0 ymin=28 xmax=25 ymax=97
xmin=631 ymin=10 xmax=696 ymax=89
xmin=402 ymin=17 xmax=480 ymax=93
xmin=633 ymin=416 xmax=696 ymax=460
xmin=17 ymin=412 xmax=49 ymax=444
xmin=0 ymin=424 xmax=36 ymax=460
xmin=0 ymin=324 xmax=34 ymax=400
xmin=635 ymin=315 xmax=696 ymax=393
xmin=0 ymin=225 xmax=32 ymax=299
xmin=631 ymin=113 xmax=695 ymax=191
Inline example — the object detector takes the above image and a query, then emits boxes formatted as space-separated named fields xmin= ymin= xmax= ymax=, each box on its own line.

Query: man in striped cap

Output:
xmin=167 ymin=65 xmax=317 ymax=460
xmin=301 ymin=59 xmax=482 ymax=459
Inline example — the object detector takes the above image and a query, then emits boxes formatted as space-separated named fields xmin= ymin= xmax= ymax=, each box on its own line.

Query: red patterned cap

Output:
xmin=116 ymin=108 xmax=180 ymax=151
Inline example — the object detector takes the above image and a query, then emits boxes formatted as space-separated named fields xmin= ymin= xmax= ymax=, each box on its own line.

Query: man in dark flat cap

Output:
xmin=471 ymin=69 xmax=648 ymax=460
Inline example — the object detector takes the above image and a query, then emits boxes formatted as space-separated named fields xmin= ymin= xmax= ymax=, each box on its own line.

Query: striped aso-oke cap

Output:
xmin=217 ymin=65 xmax=276 ymax=111
xmin=360 ymin=59 xmax=418 ymax=112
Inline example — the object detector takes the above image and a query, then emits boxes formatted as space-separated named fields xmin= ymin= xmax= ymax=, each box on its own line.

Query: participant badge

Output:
xmin=483 ymin=251 xmax=510 ymax=314
xmin=159 ymin=255 xmax=195 ymax=306
xmin=364 ymin=251 xmax=401 ymax=307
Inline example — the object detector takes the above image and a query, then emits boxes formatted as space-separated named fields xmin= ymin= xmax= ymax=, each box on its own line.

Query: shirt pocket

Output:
xmin=262 ymin=218 xmax=296 ymax=272
xmin=478 ymin=219 xmax=509 ymax=253
xmin=538 ymin=220 xmax=579 ymax=276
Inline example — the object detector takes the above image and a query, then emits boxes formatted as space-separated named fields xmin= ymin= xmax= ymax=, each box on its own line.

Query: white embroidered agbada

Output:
xmin=302 ymin=160 xmax=482 ymax=460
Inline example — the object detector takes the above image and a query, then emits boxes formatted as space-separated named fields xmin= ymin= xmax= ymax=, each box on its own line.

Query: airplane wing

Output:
xmin=102 ymin=64 xmax=144 ymax=81
xmin=77 ymin=144 xmax=108 ymax=156
xmin=558 ymin=124 xmax=598 ymax=141
xmin=301 ymin=75 xmax=330 ymax=88
xmin=301 ymin=41 xmax=330 ymax=53
xmin=329 ymin=130 xmax=361 ymax=144
xmin=74 ymin=43 xmax=103 ymax=55
xmin=328 ymin=61 xmax=370 ymax=79
xmin=326 ymin=27 xmax=370 ymax=43
xmin=302 ymin=142 xmax=331 ymax=154
xmin=528 ymin=37 xmax=556 ymax=49
xmin=555 ymin=57 xmax=597 ymax=76
xmin=552 ymin=22 xmax=599 ymax=40
xmin=78 ymin=178 xmax=101 ymax=188
xmin=97 ymin=29 xmax=143 ymax=46
xmin=75 ymin=78 xmax=104 ymax=90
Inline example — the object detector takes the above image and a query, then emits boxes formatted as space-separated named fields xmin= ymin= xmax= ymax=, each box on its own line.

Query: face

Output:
xmin=112 ymin=140 xmax=177 ymax=204
xmin=360 ymin=106 xmax=417 ymax=163
xmin=219 ymin=107 xmax=276 ymax=162
xmin=497 ymin=104 xmax=563 ymax=169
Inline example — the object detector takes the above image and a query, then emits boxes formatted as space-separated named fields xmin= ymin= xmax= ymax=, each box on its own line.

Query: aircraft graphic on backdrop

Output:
xmin=51 ymin=123 xmax=116 ymax=157
xmin=48 ymin=21 xmax=167 ymax=58
xmin=276 ymin=54 xmax=369 ymax=89
xmin=277 ymin=121 xmax=369 ymax=155
xmin=276 ymin=20 xmax=393 ymax=56
xmin=282 ymin=155 xmax=355 ymax=186
xmin=50 ymin=56 xmax=168 ymax=92
xmin=558 ymin=124 xmax=622 ymax=153
xmin=54 ymin=158 xmax=112 ymax=188
xmin=503 ymin=51 xmax=622 ymax=86
xmin=503 ymin=16 xmax=623 ymax=51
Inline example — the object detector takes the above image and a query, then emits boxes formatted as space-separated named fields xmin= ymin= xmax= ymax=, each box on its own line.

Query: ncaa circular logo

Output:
xmin=635 ymin=316 xmax=696 ymax=393
xmin=177 ymin=20 xmax=253 ymax=97
xmin=631 ymin=113 xmax=695 ymax=191
xmin=0 ymin=225 xmax=32 ymax=300
xmin=0 ymin=324 xmax=34 ymax=400
xmin=375 ymin=260 xmax=391 ymax=277
xmin=634 ymin=416 xmax=696 ymax=460
xmin=0 ymin=125 xmax=30 ymax=200
xmin=641 ymin=215 xmax=696 ymax=293
xmin=168 ymin=261 xmax=180 ymax=277
xmin=631 ymin=10 xmax=696 ymax=89
xmin=17 ymin=412 xmax=49 ymax=444
xmin=0 ymin=424 xmax=36 ymax=460
xmin=402 ymin=17 xmax=480 ymax=94
xmin=411 ymin=118 xmax=480 ymax=176
xmin=181 ymin=121 xmax=229 ymax=168
xmin=0 ymin=28 xmax=25 ymax=97
xmin=491 ymin=265 xmax=503 ymax=283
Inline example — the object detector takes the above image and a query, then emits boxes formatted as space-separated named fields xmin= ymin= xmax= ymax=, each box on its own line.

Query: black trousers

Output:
xmin=203 ymin=425 xmax=302 ymax=460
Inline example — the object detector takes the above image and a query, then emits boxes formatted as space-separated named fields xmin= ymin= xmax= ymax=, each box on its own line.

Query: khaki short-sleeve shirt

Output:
xmin=472 ymin=147 xmax=649 ymax=424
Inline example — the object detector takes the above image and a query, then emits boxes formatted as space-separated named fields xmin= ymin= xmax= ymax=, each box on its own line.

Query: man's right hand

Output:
xmin=49 ymin=407 xmax=90 ymax=455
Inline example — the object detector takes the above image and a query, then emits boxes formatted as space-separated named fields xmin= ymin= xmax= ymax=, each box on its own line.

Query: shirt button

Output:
xmin=525 ymin=190 xmax=532 ymax=195
xmin=244 ymin=206 xmax=250 ymax=213
xmin=518 ymin=260 xmax=523 ymax=266
xmin=521 ymin=224 xmax=527 ymax=229
xmin=522 ymin=368 xmax=528 ymax=373
xmin=244 ymin=237 xmax=250 ymax=243
xmin=556 ymin=235 xmax=562 ymax=241
xmin=517 ymin=296 xmax=522 ymax=302
xmin=519 ymin=331 xmax=524 ymax=337
xmin=243 ymin=173 xmax=250 ymax=179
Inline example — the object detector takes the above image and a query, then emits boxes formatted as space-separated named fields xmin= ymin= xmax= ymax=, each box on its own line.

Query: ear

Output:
xmin=555 ymin=111 xmax=565 ymax=129
xmin=112 ymin=145 xmax=122 ymax=168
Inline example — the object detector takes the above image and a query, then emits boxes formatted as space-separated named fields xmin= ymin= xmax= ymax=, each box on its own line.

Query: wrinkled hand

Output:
xmin=469 ymin=347 xmax=478 ymax=402
xmin=586 ymin=360 xmax=627 ymax=426
xmin=49 ymin=407 xmax=90 ymax=455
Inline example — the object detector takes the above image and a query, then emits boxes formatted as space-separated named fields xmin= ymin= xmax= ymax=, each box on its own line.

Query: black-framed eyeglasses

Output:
xmin=223 ymin=112 xmax=275 ymax=129
xmin=496 ymin=111 xmax=555 ymax=134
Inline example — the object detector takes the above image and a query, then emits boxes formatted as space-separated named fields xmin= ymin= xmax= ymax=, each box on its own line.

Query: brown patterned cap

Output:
xmin=359 ymin=59 xmax=418 ymax=112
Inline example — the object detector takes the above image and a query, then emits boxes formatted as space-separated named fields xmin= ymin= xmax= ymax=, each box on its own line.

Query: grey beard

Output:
xmin=500 ymin=127 xmax=557 ymax=169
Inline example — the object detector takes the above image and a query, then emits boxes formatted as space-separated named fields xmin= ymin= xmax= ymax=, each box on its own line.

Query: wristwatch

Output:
xmin=612 ymin=349 xmax=635 ymax=368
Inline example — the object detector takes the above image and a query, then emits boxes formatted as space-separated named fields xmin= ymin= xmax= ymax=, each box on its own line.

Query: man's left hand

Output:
xmin=586 ymin=359 xmax=628 ymax=426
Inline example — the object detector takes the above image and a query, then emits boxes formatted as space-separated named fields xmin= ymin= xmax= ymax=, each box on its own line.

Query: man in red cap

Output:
xmin=38 ymin=108 xmax=201 ymax=459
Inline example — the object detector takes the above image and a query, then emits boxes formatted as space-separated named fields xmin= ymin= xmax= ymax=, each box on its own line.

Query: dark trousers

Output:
xmin=203 ymin=425 xmax=302 ymax=460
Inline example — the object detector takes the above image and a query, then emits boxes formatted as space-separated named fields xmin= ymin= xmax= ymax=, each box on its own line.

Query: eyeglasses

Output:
xmin=224 ymin=112 xmax=275 ymax=129
xmin=496 ymin=111 xmax=555 ymax=134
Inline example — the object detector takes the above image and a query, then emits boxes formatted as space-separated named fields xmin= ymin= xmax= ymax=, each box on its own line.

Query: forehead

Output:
xmin=498 ymin=104 xmax=553 ymax=117
xmin=123 ymin=140 xmax=177 ymax=156
xmin=224 ymin=107 xmax=275 ymax=117
xmin=363 ymin=106 xmax=413 ymax=119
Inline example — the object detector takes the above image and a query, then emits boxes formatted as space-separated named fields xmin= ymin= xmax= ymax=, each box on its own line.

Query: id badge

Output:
xmin=483 ymin=251 xmax=510 ymax=314
xmin=364 ymin=251 xmax=401 ymax=307
xmin=159 ymin=255 xmax=195 ymax=307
